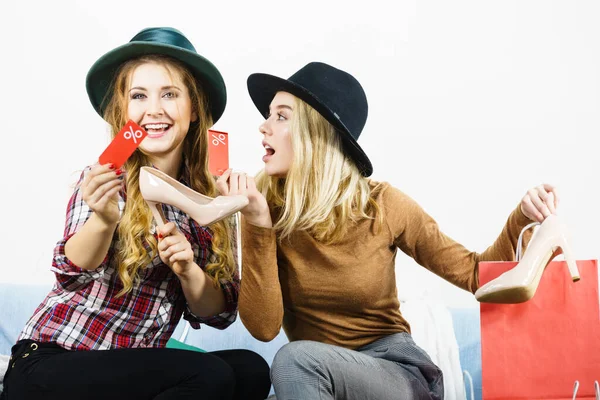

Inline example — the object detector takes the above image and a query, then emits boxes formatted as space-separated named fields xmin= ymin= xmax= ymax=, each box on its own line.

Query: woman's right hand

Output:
xmin=81 ymin=163 xmax=123 ymax=226
xmin=216 ymin=169 xmax=272 ymax=228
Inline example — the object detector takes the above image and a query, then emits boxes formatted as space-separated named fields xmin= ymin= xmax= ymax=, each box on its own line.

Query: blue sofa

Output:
xmin=0 ymin=282 xmax=482 ymax=399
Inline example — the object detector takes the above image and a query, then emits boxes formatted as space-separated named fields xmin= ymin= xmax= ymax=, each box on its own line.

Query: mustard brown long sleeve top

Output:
xmin=239 ymin=182 xmax=532 ymax=349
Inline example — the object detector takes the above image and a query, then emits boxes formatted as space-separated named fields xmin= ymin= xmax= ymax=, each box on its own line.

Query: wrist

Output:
xmin=175 ymin=262 xmax=204 ymax=282
xmin=90 ymin=213 xmax=119 ymax=233
xmin=244 ymin=211 xmax=273 ymax=228
xmin=519 ymin=203 xmax=535 ymax=222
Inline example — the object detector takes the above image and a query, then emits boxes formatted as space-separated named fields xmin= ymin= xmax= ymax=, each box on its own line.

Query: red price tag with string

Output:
xmin=99 ymin=120 xmax=148 ymax=168
xmin=208 ymin=129 xmax=229 ymax=176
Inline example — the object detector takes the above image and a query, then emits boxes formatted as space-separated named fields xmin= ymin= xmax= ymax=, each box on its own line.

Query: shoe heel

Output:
xmin=146 ymin=200 xmax=166 ymax=228
xmin=559 ymin=238 xmax=580 ymax=282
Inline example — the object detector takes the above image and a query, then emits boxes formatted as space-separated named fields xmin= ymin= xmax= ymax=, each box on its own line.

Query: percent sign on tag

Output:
xmin=124 ymin=124 xmax=144 ymax=143
xmin=99 ymin=120 xmax=148 ymax=169
xmin=208 ymin=129 xmax=229 ymax=176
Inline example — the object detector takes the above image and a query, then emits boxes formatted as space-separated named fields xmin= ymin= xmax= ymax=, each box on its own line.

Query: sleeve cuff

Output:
xmin=183 ymin=304 xmax=237 ymax=330
xmin=241 ymin=217 xmax=276 ymax=246
xmin=51 ymin=234 xmax=106 ymax=290
xmin=514 ymin=203 xmax=534 ymax=226
xmin=51 ymin=233 xmax=107 ymax=276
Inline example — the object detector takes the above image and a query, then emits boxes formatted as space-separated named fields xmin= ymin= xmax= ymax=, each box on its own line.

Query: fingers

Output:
xmin=94 ymin=183 xmax=122 ymax=209
xmin=216 ymin=169 xmax=232 ymax=196
xmin=545 ymin=192 xmax=556 ymax=215
xmin=83 ymin=165 xmax=123 ymax=200
xmin=91 ymin=163 xmax=116 ymax=176
xmin=229 ymin=171 xmax=240 ymax=194
xmin=238 ymin=173 xmax=248 ymax=196
xmin=159 ymin=238 xmax=189 ymax=258
xmin=522 ymin=184 xmax=560 ymax=223
xmin=522 ymin=195 xmax=544 ymax=222
xmin=528 ymin=187 xmax=552 ymax=220
xmin=543 ymin=183 xmax=560 ymax=210
xmin=246 ymin=175 xmax=257 ymax=193
xmin=86 ymin=179 xmax=122 ymax=205
xmin=86 ymin=163 xmax=120 ymax=184
xmin=157 ymin=222 xmax=177 ymax=239
xmin=535 ymin=184 xmax=558 ymax=217
xmin=168 ymin=249 xmax=194 ymax=264
xmin=216 ymin=169 xmax=251 ymax=196
xmin=157 ymin=227 xmax=193 ymax=265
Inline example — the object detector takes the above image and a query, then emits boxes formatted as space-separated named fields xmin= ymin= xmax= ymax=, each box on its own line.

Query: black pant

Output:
xmin=1 ymin=339 xmax=271 ymax=400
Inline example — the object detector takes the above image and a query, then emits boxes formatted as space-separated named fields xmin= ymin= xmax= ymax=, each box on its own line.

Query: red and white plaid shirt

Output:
xmin=18 ymin=166 xmax=239 ymax=351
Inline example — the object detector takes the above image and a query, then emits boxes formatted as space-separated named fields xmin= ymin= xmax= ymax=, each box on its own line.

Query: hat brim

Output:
xmin=247 ymin=73 xmax=373 ymax=177
xmin=86 ymin=42 xmax=226 ymax=124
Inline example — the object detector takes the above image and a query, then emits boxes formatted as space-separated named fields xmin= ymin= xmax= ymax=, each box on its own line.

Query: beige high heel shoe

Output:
xmin=475 ymin=214 xmax=580 ymax=304
xmin=139 ymin=166 xmax=249 ymax=227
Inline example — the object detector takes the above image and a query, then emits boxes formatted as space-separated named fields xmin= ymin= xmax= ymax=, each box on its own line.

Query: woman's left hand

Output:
xmin=157 ymin=222 xmax=196 ymax=276
xmin=520 ymin=183 xmax=559 ymax=223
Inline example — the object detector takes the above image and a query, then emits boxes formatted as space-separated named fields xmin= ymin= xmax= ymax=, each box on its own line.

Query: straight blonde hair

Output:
xmin=102 ymin=55 xmax=235 ymax=296
xmin=256 ymin=96 xmax=381 ymax=243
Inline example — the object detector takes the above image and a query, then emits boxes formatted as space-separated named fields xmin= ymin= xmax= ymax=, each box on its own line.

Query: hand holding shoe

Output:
xmin=217 ymin=169 xmax=272 ymax=228
xmin=157 ymin=222 xmax=195 ymax=276
xmin=520 ymin=183 xmax=559 ymax=222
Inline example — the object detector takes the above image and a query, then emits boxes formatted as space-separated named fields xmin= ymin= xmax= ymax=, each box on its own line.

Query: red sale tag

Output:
xmin=99 ymin=120 xmax=148 ymax=169
xmin=208 ymin=129 xmax=229 ymax=176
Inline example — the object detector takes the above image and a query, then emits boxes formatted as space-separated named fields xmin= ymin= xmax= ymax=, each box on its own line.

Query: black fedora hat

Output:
xmin=247 ymin=62 xmax=373 ymax=177
xmin=86 ymin=27 xmax=226 ymax=124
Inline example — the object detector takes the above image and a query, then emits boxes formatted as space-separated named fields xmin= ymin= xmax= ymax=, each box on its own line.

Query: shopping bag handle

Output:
xmin=463 ymin=370 xmax=475 ymax=400
xmin=571 ymin=380 xmax=600 ymax=400
xmin=515 ymin=221 xmax=540 ymax=261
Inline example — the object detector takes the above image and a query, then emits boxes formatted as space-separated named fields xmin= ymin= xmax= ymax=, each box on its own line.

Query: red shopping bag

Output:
xmin=479 ymin=259 xmax=600 ymax=399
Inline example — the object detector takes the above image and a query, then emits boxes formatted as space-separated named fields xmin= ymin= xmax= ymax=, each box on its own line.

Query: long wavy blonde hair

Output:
xmin=255 ymin=96 xmax=381 ymax=243
xmin=102 ymin=55 xmax=235 ymax=296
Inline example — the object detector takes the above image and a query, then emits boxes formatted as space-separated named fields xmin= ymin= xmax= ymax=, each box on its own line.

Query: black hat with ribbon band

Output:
xmin=247 ymin=62 xmax=373 ymax=177
xmin=86 ymin=27 xmax=226 ymax=124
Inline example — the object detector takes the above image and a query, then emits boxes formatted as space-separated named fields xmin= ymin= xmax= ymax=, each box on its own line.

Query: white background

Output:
xmin=1 ymin=0 xmax=598 ymax=309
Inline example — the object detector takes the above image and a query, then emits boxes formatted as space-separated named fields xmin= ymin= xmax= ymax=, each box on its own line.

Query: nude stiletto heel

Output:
xmin=475 ymin=214 xmax=580 ymax=304
xmin=139 ymin=166 xmax=249 ymax=227
xmin=146 ymin=200 xmax=167 ymax=227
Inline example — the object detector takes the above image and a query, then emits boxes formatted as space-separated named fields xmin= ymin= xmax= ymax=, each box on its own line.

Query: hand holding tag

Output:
xmin=99 ymin=120 xmax=148 ymax=168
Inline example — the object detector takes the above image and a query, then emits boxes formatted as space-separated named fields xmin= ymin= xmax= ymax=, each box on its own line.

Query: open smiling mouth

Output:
xmin=143 ymin=123 xmax=172 ymax=136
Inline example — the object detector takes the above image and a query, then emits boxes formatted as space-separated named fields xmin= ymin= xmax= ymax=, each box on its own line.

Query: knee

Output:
xmin=198 ymin=355 xmax=237 ymax=391
xmin=271 ymin=341 xmax=322 ymax=377
xmin=234 ymin=349 xmax=270 ymax=383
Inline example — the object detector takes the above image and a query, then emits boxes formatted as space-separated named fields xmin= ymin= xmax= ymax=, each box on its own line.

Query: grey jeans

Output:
xmin=270 ymin=333 xmax=443 ymax=400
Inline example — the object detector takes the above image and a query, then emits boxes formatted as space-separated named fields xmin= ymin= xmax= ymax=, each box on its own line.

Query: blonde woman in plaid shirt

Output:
xmin=0 ymin=28 xmax=270 ymax=400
